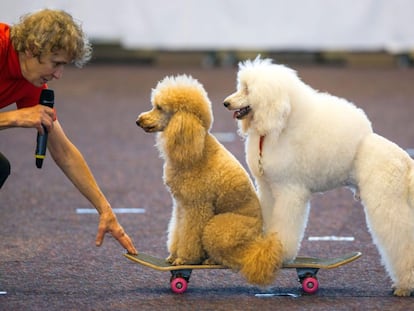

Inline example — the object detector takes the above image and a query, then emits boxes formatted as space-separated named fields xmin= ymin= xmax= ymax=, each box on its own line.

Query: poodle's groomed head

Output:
xmin=223 ymin=56 xmax=295 ymax=136
xmin=136 ymin=74 xmax=213 ymax=164
xmin=137 ymin=74 xmax=212 ymax=133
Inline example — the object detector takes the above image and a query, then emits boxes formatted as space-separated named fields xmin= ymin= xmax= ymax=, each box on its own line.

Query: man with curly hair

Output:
xmin=0 ymin=9 xmax=137 ymax=255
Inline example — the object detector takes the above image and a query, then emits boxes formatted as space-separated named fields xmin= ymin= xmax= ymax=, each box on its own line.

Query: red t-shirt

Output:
xmin=0 ymin=23 xmax=47 ymax=109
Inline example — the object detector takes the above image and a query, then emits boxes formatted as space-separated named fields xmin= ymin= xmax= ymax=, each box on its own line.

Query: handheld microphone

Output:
xmin=35 ymin=89 xmax=55 ymax=169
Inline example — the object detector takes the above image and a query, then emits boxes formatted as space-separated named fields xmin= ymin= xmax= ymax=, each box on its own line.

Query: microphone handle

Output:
xmin=35 ymin=125 xmax=48 ymax=169
xmin=35 ymin=89 xmax=54 ymax=169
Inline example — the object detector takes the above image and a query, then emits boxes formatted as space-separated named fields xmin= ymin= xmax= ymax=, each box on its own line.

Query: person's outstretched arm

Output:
xmin=47 ymin=120 xmax=138 ymax=255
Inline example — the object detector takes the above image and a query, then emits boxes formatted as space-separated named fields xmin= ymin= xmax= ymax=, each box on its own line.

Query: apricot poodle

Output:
xmin=136 ymin=74 xmax=283 ymax=285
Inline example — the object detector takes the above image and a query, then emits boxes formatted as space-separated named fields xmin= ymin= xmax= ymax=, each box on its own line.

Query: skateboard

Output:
xmin=124 ymin=251 xmax=361 ymax=294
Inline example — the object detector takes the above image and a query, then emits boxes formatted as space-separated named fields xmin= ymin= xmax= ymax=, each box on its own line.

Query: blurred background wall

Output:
xmin=1 ymin=0 xmax=413 ymax=66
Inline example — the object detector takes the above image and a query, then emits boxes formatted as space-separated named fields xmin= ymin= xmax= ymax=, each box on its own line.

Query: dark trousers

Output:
xmin=0 ymin=152 xmax=10 ymax=188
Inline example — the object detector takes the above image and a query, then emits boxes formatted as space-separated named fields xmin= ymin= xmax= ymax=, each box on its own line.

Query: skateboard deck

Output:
xmin=124 ymin=251 xmax=361 ymax=294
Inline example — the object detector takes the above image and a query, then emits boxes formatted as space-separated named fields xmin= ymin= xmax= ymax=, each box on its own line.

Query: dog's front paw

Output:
xmin=203 ymin=258 xmax=219 ymax=265
xmin=166 ymin=255 xmax=176 ymax=264
xmin=171 ymin=257 xmax=187 ymax=266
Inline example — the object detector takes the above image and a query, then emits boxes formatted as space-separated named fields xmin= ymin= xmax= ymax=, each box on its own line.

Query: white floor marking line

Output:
xmin=212 ymin=132 xmax=236 ymax=142
xmin=308 ymin=236 xmax=355 ymax=242
xmin=76 ymin=208 xmax=146 ymax=214
xmin=0 ymin=291 xmax=7 ymax=295
xmin=255 ymin=293 xmax=300 ymax=298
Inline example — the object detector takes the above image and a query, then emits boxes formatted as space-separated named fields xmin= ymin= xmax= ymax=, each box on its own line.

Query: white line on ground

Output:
xmin=308 ymin=236 xmax=355 ymax=242
xmin=0 ymin=291 xmax=7 ymax=295
xmin=255 ymin=293 xmax=300 ymax=298
xmin=76 ymin=208 xmax=146 ymax=214
xmin=212 ymin=132 xmax=236 ymax=142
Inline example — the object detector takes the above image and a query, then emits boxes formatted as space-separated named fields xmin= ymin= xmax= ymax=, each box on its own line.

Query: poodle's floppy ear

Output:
xmin=251 ymin=90 xmax=291 ymax=137
xmin=161 ymin=111 xmax=206 ymax=165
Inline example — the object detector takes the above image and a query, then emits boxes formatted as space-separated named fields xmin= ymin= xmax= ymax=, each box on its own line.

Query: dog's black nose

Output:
xmin=223 ymin=101 xmax=230 ymax=108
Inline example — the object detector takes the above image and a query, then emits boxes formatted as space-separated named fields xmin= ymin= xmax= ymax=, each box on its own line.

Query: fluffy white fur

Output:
xmin=136 ymin=74 xmax=283 ymax=285
xmin=223 ymin=57 xmax=414 ymax=297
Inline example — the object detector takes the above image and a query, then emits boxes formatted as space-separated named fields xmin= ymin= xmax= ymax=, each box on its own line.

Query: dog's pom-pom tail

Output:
xmin=240 ymin=232 xmax=284 ymax=285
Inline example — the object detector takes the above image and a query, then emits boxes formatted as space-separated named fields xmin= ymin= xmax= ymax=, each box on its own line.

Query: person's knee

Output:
xmin=0 ymin=153 xmax=11 ymax=188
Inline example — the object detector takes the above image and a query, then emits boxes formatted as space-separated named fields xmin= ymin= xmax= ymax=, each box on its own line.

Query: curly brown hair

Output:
xmin=10 ymin=9 xmax=92 ymax=67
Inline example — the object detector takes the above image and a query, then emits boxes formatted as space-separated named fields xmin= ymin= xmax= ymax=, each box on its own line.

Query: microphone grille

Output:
xmin=40 ymin=89 xmax=54 ymax=107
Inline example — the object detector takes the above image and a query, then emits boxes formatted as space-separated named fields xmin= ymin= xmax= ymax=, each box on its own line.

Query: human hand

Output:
xmin=16 ymin=105 xmax=55 ymax=134
xmin=95 ymin=210 xmax=138 ymax=255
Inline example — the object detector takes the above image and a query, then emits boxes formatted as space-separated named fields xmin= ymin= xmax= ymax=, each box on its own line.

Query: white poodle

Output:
xmin=223 ymin=56 xmax=414 ymax=297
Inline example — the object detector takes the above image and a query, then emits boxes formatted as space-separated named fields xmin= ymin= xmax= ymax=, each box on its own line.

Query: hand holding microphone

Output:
xmin=35 ymin=89 xmax=55 ymax=169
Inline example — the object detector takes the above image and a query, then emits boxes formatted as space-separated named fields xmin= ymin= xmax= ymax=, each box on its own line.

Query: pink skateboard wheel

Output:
xmin=170 ymin=277 xmax=188 ymax=294
xmin=302 ymin=277 xmax=319 ymax=294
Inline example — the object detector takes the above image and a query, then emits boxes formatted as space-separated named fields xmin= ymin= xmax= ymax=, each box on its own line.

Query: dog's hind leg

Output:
xmin=202 ymin=213 xmax=283 ymax=285
xmin=202 ymin=213 xmax=262 ymax=263
xmin=355 ymin=134 xmax=414 ymax=296
xmin=361 ymin=186 xmax=414 ymax=297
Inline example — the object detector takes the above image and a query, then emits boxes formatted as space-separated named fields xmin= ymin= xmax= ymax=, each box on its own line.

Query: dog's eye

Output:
xmin=156 ymin=105 xmax=163 ymax=111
